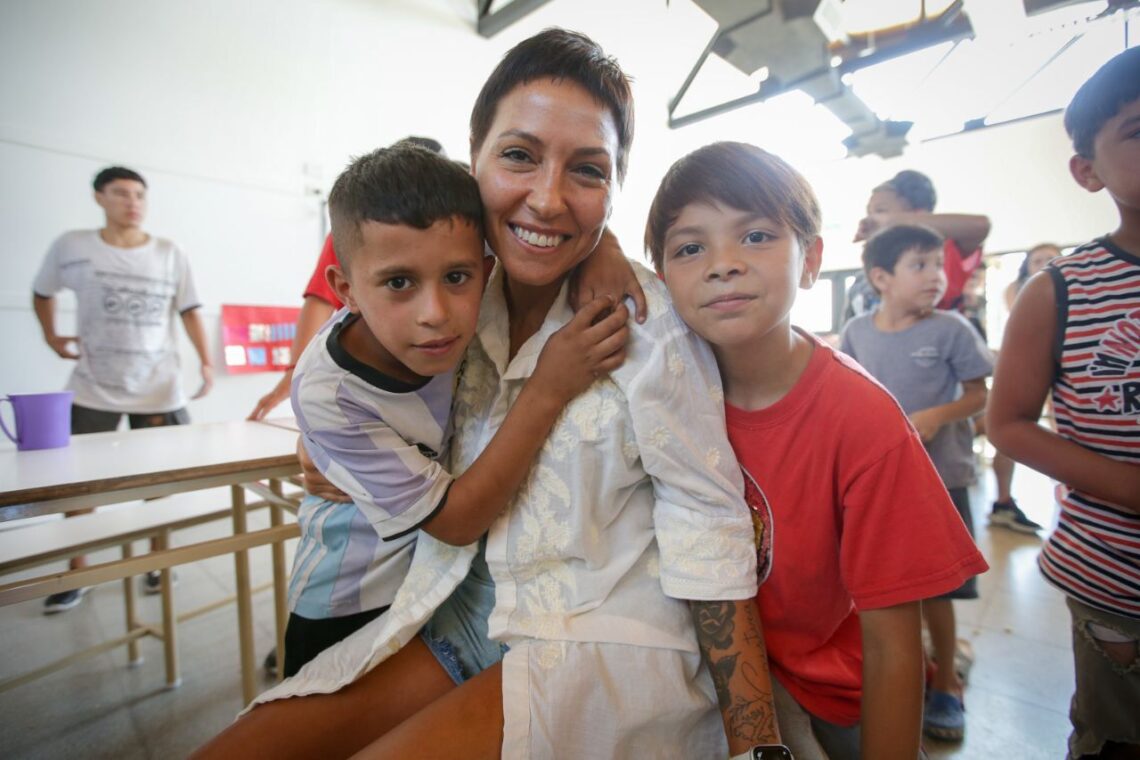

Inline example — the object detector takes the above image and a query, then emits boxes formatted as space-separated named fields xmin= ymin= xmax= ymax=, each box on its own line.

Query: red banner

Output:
xmin=221 ymin=304 xmax=301 ymax=374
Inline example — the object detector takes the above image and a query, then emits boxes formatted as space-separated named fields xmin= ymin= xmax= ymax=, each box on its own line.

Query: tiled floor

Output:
xmin=926 ymin=462 xmax=1073 ymax=759
xmin=0 ymin=466 xmax=1075 ymax=759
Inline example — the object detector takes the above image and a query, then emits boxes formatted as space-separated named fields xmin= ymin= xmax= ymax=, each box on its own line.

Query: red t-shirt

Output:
xmin=938 ymin=238 xmax=983 ymax=311
xmin=725 ymin=333 xmax=988 ymax=726
xmin=303 ymin=234 xmax=343 ymax=308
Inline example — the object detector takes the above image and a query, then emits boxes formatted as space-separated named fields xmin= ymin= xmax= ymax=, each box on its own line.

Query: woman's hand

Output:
xmin=568 ymin=228 xmax=647 ymax=323
xmin=532 ymin=296 xmax=629 ymax=403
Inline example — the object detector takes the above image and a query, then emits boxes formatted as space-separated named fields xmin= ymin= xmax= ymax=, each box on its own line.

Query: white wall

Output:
xmin=0 ymin=0 xmax=506 ymax=423
xmin=0 ymin=0 xmax=1121 ymax=425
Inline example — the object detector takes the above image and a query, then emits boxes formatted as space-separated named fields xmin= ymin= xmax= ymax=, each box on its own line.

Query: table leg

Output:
xmin=231 ymin=484 xmax=256 ymax=703
xmin=270 ymin=479 xmax=288 ymax=683
xmin=156 ymin=530 xmax=181 ymax=689
xmin=121 ymin=541 xmax=142 ymax=667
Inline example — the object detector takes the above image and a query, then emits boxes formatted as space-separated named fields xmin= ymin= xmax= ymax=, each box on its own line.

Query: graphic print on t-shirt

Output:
xmin=741 ymin=467 xmax=773 ymax=584
xmin=1088 ymin=308 xmax=1140 ymax=414
xmin=910 ymin=345 xmax=940 ymax=369
xmin=82 ymin=265 xmax=180 ymax=394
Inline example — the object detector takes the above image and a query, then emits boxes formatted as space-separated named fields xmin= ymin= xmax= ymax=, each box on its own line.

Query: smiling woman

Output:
xmin=195 ymin=28 xmax=773 ymax=760
xmin=473 ymin=78 xmax=617 ymax=297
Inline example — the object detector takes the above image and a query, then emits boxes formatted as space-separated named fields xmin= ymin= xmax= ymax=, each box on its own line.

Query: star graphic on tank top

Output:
xmin=1092 ymin=386 xmax=1121 ymax=411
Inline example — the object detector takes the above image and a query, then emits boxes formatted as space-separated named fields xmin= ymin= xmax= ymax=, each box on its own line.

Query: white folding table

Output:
xmin=0 ymin=419 xmax=302 ymax=703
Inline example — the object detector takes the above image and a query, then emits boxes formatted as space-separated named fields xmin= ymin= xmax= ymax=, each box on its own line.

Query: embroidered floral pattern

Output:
xmin=647 ymin=426 xmax=672 ymax=449
xmin=448 ymin=265 xmax=756 ymax=654
xmin=656 ymin=521 xmax=753 ymax=583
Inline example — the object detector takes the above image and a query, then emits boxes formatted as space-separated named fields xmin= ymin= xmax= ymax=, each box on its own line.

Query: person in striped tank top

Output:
xmin=988 ymin=46 xmax=1140 ymax=760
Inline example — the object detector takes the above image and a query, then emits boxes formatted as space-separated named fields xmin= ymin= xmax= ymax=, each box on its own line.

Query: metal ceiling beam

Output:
xmin=667 ymin=1 xmax=973 ymax=130
xmin=835 ymin=2 xmax=974 ymax=76
xmin=666 ymin=3 xmax=776 ymax=119
xmin=961 ymin=32 xmax=1083 ymax=132
xmin=476 ymin=0 xmax=555 ymax=38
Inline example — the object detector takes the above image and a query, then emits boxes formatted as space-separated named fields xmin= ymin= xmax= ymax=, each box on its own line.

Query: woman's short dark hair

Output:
xmin=862 ymin=224 xmax=944 ymax=284
xmin=93 ymin=166 xmax=146 ymax=192
xmin=875 ymin=170 xmax=936 ymax=212
xmin=469 ymin=28 xmax=634 ymax=183
xmin=1064 ymin=46 xmax=1140 ymax=159
xmin=328 ymin=144 xmax=483 ymax=272
xmin=645 ymin=142 xmax=821 ymax=272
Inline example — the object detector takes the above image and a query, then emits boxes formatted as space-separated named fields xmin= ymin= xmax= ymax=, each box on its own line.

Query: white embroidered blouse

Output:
xmin=456 ymin=261 xmax=758 ymax=653
xmin=250 ymin=261 xmax=759 ymax=756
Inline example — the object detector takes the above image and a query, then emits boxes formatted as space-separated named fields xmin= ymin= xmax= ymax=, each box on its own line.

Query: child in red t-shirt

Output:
xmin=645 ymin=141 xmax=988 ymax=760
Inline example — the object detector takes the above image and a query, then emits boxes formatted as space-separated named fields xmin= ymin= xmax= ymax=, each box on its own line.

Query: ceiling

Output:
xmin=478 ymin=0 xmax=1139 ymax=157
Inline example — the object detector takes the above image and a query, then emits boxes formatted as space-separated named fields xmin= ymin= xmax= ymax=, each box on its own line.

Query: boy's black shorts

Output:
xmin=283 ymin=605 xmax=389 ymax=678
xmin=71 ymin=404 xmax=189 ymax=434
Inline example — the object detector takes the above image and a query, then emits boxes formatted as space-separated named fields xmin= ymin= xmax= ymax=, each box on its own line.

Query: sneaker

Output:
xmin=988 ymin=499 xmax=1043 ymax=534
xmin=143 ymin=569 xmax=178 ymax=595
xmin=264 ymin=648 xmax=278 ymax=677
xmin=924 ymin=689 xmax=966 ymax=741
xmin=44 ymin=587 xmax=88 ymax=614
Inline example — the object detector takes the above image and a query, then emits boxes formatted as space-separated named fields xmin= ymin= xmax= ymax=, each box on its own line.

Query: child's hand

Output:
xmin=46 ymin=333 xmax=80 ymax=359
xmin=909 ymin=409 xmax=943 ymax=442
xmin=533 ymin=296 xmax=630 ymax=403
xmin=853 ymin=216 xmax=878 ymax=242
xmin=855 ymin=211 xmax=916 ymax=241
xmin=297 ymin=437 xmax=352 ymax=503
xmin=568 ymin=228 xmax=648 ymax=323
xmin=191 ymin=364 xmax=214 ymax=400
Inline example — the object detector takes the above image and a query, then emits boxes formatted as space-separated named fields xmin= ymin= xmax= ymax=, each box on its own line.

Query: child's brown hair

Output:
xmin=861 ymin=224 xmax=944 ymax=286
xmin=645 ymin=141 xmax=821 ymax=272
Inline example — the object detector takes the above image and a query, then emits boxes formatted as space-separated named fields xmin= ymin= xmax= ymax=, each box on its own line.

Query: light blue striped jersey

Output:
xmin=288 ymin=309 xmax=455 ymax=618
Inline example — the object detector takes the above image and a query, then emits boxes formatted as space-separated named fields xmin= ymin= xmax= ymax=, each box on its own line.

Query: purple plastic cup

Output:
xmin=0 ymin=391 xmax=74 ymax=451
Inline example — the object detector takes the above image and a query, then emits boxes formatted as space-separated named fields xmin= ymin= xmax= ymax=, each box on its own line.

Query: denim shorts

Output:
xmin=419 ymin=544 xmax=506 ymax=685
xmin=1065 ymin=596 xmax=1140 ymax=759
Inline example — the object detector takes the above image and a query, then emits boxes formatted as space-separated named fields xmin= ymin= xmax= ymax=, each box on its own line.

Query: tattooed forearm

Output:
xmin=709 ymin=653 xmax=738 ymax=706
xmin=690 ymin=598 xmax=781 ymax=748
xmin=695 ymin=600 xmax=736 ymax=652
xmin=727 ymin=662 xmax=778 ymax=742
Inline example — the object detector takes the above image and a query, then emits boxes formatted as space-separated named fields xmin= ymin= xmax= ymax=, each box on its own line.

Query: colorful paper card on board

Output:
xmin=221 ymin=304 xmax=301 ymax=374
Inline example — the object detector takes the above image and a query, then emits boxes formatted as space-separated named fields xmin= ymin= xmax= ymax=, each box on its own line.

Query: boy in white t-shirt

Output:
xmin=31 ymin=166 xmax=213 ymax=613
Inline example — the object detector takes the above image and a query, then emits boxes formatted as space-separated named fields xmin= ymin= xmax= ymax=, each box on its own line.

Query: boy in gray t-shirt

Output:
xmin=840 ymin=224 xmax=993 ymax=743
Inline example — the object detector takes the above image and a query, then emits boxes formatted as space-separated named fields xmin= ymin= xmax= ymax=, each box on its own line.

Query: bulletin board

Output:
xmin=221 ymin=304 xmax=302 ymax=373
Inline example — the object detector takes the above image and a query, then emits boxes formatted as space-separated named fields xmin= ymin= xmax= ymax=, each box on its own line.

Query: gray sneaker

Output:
xmin=988 ymin=500 xmax=1043 ymax=534
xmin=44 ymin=587 xmax=88 ymax=614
